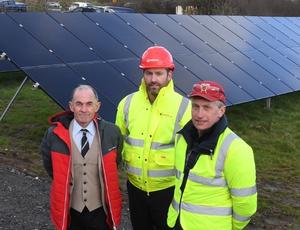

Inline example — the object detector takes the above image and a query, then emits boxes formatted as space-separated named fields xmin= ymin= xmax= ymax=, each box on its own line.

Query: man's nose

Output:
xmin=196 ymin=108 xmax=204 ymax=117
xmin=80 ymin=104 xmax=88 ymax=112
xmin=151 ymin=74 xmax=159 ymax=82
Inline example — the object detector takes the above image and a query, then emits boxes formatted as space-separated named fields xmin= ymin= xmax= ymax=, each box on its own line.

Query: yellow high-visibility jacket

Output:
xmin=115 ymin=79 xmax=191 ymax=192
xmin=167 ymin=120 xmax=257 ymax=230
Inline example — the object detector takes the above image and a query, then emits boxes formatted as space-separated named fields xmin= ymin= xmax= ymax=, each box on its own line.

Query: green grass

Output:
xmin=0 ymin=72 xmax=61 ymax=174
xmin=1 ymin=72 xmax=300 ymax=228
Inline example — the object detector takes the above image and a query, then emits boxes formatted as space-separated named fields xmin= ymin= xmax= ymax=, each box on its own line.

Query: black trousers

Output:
xmin=127 ymin=180 xmax=174 ymax=230
xmin=69 ymin=207 xmax=110 ymax=230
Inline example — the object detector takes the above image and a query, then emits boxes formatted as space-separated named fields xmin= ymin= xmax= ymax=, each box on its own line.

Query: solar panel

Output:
xmin=24 ymin=66 xmax=117 ymax=119
xmin=9 ymin=13 xmax=99 ymax=64
xmin=85 ymin=13 xmax=153 ymax=56
xmin=0 ymin=59 xmax=18 ymax=73
xmin=71 ymin=62 xmax=137 ymax=104
xmin=48 ymin=13 xmax=136 ymax=62
xmin=0 ymin=14 xmax=60 ymax=68
xmin=143 ymin=14 xmax=214 ymax=55
xmin=1 ymin=13 xmax=300 ymax=122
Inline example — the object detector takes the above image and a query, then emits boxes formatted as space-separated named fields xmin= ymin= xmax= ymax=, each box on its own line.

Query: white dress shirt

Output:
xmin=72 ymin=120 xmax=96 ymax=151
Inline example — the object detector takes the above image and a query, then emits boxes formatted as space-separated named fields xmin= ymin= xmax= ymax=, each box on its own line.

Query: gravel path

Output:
xmin=0 ymin=165 xmax=132 ymax=230
xmin=1 ymin=164 xmax=300 ymax=230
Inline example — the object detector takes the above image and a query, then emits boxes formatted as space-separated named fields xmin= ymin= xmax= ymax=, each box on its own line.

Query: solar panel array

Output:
xmin=0 ymin=58 xmax=18 ymax=72
xmin=1 ymin=13 xmax=300 ymax=121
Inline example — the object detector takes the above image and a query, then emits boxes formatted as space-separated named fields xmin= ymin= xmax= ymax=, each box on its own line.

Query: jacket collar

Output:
xmin=179 ymin=115 xmax=228 ymax=156
xmin=139 ymin=78 xmax=175 ymax=102
xmin=49 ymin=111 xmax=102 ymax=130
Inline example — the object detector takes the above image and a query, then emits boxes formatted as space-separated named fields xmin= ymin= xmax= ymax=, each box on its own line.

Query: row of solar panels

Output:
xmin=1 ymin=13 xmax=300 ymax=121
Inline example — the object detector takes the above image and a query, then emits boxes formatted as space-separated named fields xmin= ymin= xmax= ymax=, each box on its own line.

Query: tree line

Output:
xmin=117 ymin=0 xmax=300 ymax=16
xmin=27 ymin=0 xmax=300 ymax=15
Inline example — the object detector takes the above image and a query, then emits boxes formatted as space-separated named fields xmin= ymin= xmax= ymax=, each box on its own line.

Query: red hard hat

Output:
xmin=189 ymin=80 xmax=226 ymax=103
xmin=139 ymin=46 xmax=175 ymax=70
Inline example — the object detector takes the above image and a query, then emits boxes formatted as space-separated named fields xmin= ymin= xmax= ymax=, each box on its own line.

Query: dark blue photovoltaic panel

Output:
xmin=257 ymin=17 xmax=300 ymax=45
xmin=170 ymin=15 xmax=236 ymax=54
xmin=0 ymin=14 xmax=60 ymax=68
xmin=0 ymin=59 xmax=18 ymax=72
xmin=109 ymin=59 xmax=142 ymax=86
xmin=204 ymin=16 xmax=296 ymax=94
xmin=226 ymin=52 xmax=292 ymax=94
xmin=202 ymin=52 xmax=272 ymax=99
xmin=214 ymin=16 xmax=300 ymax=69
xmin=231 ymin=16 xmax=287 ymax=51
xmin=244 ymin=50 xmax=300 ymax=90
xmin=1 ymin=13 xmax=300 ymax=121
xmin=175 ymin=53 xmax=252 ymax=104
xmin=24 ymin=66 xmax=85 ymax=108
xmin=172 ymin=61 xmax=203 ymax=96
xmin=228 ymin=16 xmax=300 ymax=66
xmin=143 ymin=14 xmax=214 ymax=55
xmin=48 ymin=13 xmax=136 ymax=62
xmin=86 ymin=13 xmax=153 ymax=57
xmin=117 ymin=13 xmax=191 ymax=56
xmin=9 ymin=13 xmax=99 ymax=64
xmin=189 ymin=16 xmax=291 ymax=93
xmin=226 ymin=16 xmax=284 ymax=55
xmin=245 ymin=16 xmax=298 ymax=47
xmin=24 ymin=66 xmax=117 ymax=119
xmin=71 ymin=62 xmax=137 ymax=105
xmin=271 ymin=52 xmax=300 ymax=75
xmin=192 ymin=16 xmax=253 ymax=53
xmin=275 ymin=48 xmax=300 ymax=66
xmin=274 ymin=17 xmax=300 ymax=37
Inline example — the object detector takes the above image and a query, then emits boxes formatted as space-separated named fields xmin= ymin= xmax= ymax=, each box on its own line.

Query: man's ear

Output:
xmin=95 ymin=101 xmax=101 ymax=113
xmin=69 ymin=101 xmax=74 ymax=112
xmin=168 ymin=70 xmax=173 ymax=80
xmin=218 ymin=106 xmax=226 ymax=118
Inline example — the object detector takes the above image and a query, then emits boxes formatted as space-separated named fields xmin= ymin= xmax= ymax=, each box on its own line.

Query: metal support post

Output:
xmin=266 ymin=98 xmax=271 ymax=109
xmin=0 ymin=76 xmax=28 ymax=122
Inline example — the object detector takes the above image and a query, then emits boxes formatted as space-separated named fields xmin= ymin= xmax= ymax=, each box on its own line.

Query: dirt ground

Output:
xmin=0 ymin=153 xmax=132 ymax=230
xmin=0 ymin=151 xmax=299 ymax=230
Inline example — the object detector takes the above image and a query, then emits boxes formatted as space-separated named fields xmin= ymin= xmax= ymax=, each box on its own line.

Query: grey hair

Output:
xmin=71 ymin=85 xmax=99 ymax=101
xmin=215 ymin=100 xmax=226 ymax=108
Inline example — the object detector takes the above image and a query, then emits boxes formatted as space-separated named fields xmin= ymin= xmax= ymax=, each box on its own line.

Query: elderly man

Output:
xmin=41 ymin=85 xmax=123 ymax=230
xmin=167 ymin=80 xmax=257 ymax=230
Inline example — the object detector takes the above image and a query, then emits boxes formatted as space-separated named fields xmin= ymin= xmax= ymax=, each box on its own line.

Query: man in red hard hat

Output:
xmin=115 ymin=46 xmax=191 ymax=230
xmin=167 ymin=80 xmax=257 ymax=230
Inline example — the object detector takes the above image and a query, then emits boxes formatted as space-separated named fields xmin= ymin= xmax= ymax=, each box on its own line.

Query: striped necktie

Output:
xmin=81 ymin=129 xmax=89 ymax=157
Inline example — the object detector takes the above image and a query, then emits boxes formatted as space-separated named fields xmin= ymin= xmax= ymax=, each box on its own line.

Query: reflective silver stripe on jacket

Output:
xmin=233 ymin=212 xmax=252 ymax=222
xmin=125 ymin=163 xmax=142 ymax=176
xmin=172 ymin=199 xmax=232 ymax=216
xmin=151 ymin=142 xmax=174 ymax=150
xmin=125 ymin=137 xmax=175 ymax=150
xmin=125 ymin=136 xmax=144 ymax=147
xmin=184 ymin=133 xmax=238 ymax=187
xmin=188 ymin=172 xmax=227 ymax=187
xmin=176 ymin=169 xmax=181 ymax=179
xmin=123 ymin=94 xmax=189 ymax=150
xmin=126 ymin=164 xmax=174 ymax=178
xmin=173 ymin=132 xmax=256 ymax=219
xmin=172 ymin=97 xmax=190 ymax=142
xmin=215 ymin=133 xmax=238 ymax=177
xmin=148 ymin=169 xmax=175 ymax=177
xmin=124 ymin=93 xmax=134 ymax=130
xmin=231 ymin=185 xmax=257 ymax=197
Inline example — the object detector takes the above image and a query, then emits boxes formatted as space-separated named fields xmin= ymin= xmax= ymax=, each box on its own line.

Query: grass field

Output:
xmin=1 ymin=72 xmax=300 ymax=229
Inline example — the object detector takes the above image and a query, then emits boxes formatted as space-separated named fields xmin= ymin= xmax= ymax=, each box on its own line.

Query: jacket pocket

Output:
xmin=154 ymin=151 xmax=174 ymax=166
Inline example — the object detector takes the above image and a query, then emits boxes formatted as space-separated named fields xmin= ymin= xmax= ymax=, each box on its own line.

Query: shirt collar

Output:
xmin=73 ymin=119 xmax=96 ymax=136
